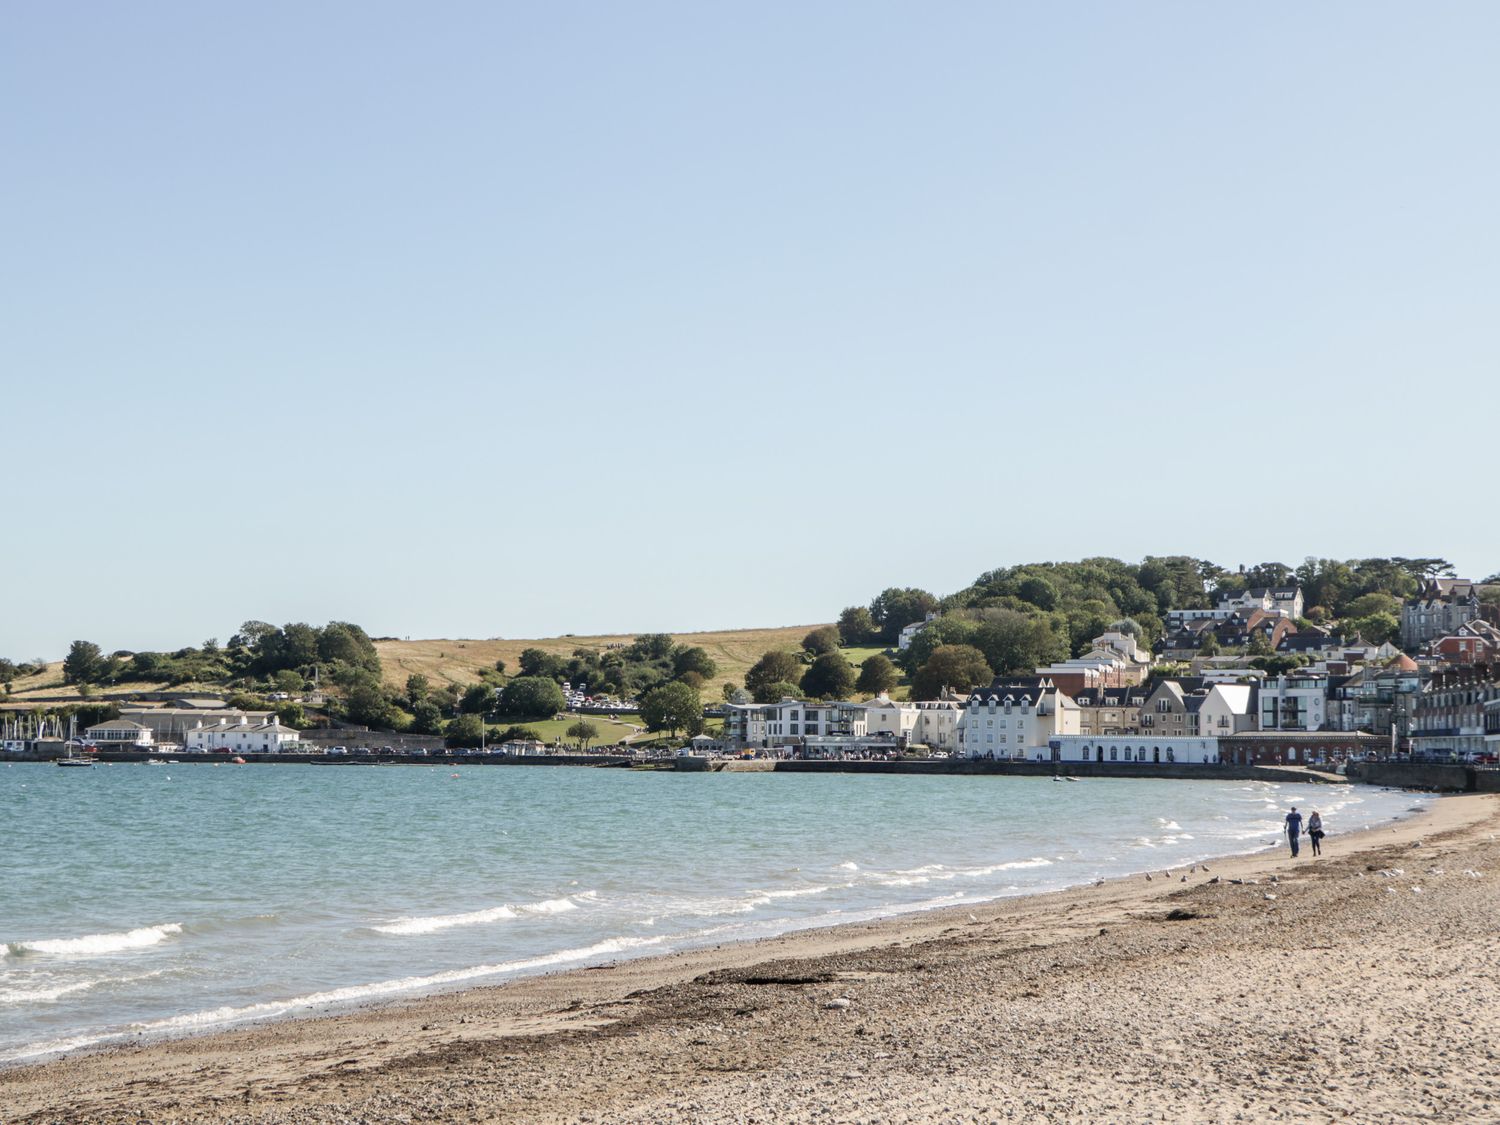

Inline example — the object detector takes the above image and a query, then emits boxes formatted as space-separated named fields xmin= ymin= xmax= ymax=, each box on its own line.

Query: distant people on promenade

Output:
xmin=1285 ymin=806 xmax=1303 ymax=857
xmin=1307 ymin=810 xmax=1324 ymax=856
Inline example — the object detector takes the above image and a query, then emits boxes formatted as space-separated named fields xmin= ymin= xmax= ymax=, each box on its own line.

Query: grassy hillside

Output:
xmin=0 ymin=624 xmax=833 ymax=710
xmin=374 ymin=625 xmax=824 ymax=693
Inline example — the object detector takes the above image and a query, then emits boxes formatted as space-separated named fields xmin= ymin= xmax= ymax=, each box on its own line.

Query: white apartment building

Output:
xmin=862 ymin=694 xmax=963 ymax=753
xmin=185 ymin=715 xmax=301 ymax=753
xmin=720 ymin=699 xmax=867 ymax=748
xmin=1258 ymin=673 xmax=1329 ymax=732
xmin=959 ymin=678 xmax=1079 ymax=760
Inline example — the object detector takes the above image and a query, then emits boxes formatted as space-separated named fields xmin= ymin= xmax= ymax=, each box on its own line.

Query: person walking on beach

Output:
xmin=1285 ymin=806 xmax=1303 ymax=857
xmin=1307 ymin=810 xmax=1324 ymax=856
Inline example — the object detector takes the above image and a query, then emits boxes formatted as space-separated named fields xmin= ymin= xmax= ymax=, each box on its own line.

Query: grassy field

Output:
xmin=483 ymin=714 xmax=644 ymax=747
xmin=374 ymin=625 xmax=822 ymax=693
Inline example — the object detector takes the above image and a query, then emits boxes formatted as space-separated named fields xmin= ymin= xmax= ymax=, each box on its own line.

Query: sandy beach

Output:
xmin=5 ymin=792 xmax=1497 ymax=1124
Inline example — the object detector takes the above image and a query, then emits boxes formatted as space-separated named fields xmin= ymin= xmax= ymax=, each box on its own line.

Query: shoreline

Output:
xmin=0 ymin=777 xmax=1420 ymax=1070
xmin=5 ymin=791 xmax=1494 ymax=1122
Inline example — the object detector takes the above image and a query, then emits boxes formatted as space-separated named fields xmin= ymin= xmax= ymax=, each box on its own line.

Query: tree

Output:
xmin=405 ymin=673 xmax=431 ymax=702
xmin=1016 ymin=575 xmax=1059 ymax=612
xmin=800 ymin=653 xmax=855 ymax=699
xmin=518 ymin=647 xmax=553 ymax=676
xmin=641 ymin=681 xmax=702 ymax=738
xmin=499 ymin=676 xmax=566 ymax=718
xmin=1345 ymin=612 xmax=1400 ymax=645
xmin=899 ymin=615 xmax=979 ymax=673
xmin=1247 ymin=631 xmax=1274 ymax=657
xmin=1341 ymin=592 xmax=1401 ymax=620
xmin=756 ymin=680 xmax=802 ymax=703
xmin=273 ymin=669 xmax=306 ymax=694
xmin=672 ymin=646 xmax=718 ymax=681
xmin=494 ymin=659 xmax=507 ymax=675
xmin=275 ymin=702 xmax=306 ymax=728
xmin=490 ymin=724 xmax=539 ymax=744
xmin=745 ymin=650 xmax=803 ymax=698
xmin=911 ymin=645 xmax=991 ymax=701
xmin=345 ymin=681 xmax=398 ymax=729
xmin=869 ymin=587 xmax=939 ymax=644
xmin=318 ymin=621 xmax=380 ymax=672
xmin=627 ymin=633 xmax=676 ymax=661
xmin=837 ymin=606 xmax=876 ymax=645
xmin=1239 ymin=562 xmax=1293 ymax=589
xmin=801 ymin=626 xmax=842 ymax=657
xmin=446 ymin=713 xmax=484 ymax=747
xmin=460 ymin=683 xmax=495 ymax=714
xmin=855 ymin=653 xmax=899 ymax=695
xmin=566 ymin=719 xmax=601 ymax=750
xmin=1250 ymin=655 xmax=1305 ymax=677
xmin=971 ymin=609 xmax=1067 ymax=675
xmin=1198 ymin=633 xmax=1221 ymax=656
xmin=410 ymin=700 xmax=444 ymax=734
xmin=62 ymin=640 xmax=104 ymax=685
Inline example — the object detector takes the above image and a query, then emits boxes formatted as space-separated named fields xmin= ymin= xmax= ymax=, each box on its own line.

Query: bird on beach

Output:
xmin=1145 ymin=873 xmax=1153 ymax=881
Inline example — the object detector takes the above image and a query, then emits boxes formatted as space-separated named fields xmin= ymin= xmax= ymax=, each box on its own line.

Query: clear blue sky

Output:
xmin=4 ymin=2 xmax=1497 ymax=660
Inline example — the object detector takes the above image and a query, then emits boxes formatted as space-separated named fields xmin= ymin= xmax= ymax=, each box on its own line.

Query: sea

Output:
xmin=0 ymin=761 xmax=1427 ymax=1064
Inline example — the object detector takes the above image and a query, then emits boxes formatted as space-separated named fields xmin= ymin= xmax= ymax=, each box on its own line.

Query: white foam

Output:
xmin=374 ymin=895 xmax=581 ymax=935
xmin=6 ymin=924 xmax=183 ymax=959
xmin=0 ymin=935 xmax=666 ymax=1062
xmin=0 ymin=969 xmax=168 ymax=1006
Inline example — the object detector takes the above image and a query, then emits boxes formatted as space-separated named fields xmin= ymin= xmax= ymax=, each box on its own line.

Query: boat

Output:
xmin=57 ymin=743 xmax=95 ymax=768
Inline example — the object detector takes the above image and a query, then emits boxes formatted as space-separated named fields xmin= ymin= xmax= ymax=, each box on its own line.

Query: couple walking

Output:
xmin=1284 ymin=806 xmax=1324 ymax=857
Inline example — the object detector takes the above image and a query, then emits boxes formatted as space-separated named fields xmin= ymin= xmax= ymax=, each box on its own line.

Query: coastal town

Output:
xmin=6 ymin=571 xmax=1498 ymax=783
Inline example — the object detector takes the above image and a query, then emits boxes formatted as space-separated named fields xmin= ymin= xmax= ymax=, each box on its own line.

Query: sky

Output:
xmin=4 ymin=2 xmax=1498 ymax=660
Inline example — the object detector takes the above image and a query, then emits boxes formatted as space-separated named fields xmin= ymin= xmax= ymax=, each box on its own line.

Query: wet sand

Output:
xmin=5 ymin=793 xmax=1497 ymax=1124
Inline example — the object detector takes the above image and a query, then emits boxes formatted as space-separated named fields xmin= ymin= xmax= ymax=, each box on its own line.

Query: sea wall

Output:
xmin=682 ymin=758 xmax=1334 ymax=783
xmin=1346 ymin=761 xmax=1500 ymax=792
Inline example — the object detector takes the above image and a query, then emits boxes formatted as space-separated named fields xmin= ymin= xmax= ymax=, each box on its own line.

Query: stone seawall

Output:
xmin=1347 ymin=761 xmax=1500 ymax=792
xmin=674 ymin=758 xmax=1337 ymax=783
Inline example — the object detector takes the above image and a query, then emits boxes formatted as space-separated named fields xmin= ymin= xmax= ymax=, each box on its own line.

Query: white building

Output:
xmin=82 ymin=719 xmax=155 ymax=748
xmin=721 ymin=699 xmax=868 ymax=748
xmin=185 ymin=715 xmax=301 ymax=753
xmin=1164 ymin=585 xmax=1304 ymax=630
xmin=1197 ymin=683 xmax=1256 ymax=736
xmin=120 ymin=705 xmax=275 ymax=746
xmin=1258 ymin=673 xmax=1329 ymax=732
xmin=861 ymin=695 xmax=963 ymax=753
xmin=1047 ymin=735 xmax=1220 ymax=764
xmin=959 ymin=677 xmax=1079 ymax=760
xmin=897 ymin=612 xmax=940 ymax=651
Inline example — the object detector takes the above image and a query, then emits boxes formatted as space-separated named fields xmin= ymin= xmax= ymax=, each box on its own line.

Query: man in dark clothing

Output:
xmin=1285 ymin=806 xmax=1303 ymax=857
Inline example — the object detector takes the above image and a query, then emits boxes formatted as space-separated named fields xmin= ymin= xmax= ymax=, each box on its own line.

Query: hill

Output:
xmin=374 ymin=625 xmax=824 ymax=694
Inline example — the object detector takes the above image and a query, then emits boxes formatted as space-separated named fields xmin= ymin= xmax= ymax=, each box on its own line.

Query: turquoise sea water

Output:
xmin=0 ymin=762 xmax=1426 ymax=1062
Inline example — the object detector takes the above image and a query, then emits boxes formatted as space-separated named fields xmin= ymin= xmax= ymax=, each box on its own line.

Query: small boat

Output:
xmin=231 ymin=756 xmax=246 ymax=764
xmin=57 ymin=740 xmax=95 ymax=768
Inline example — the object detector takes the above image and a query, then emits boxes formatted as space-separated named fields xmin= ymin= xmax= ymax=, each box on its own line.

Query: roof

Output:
xmin=84 ymin=719 xmax=149 ymax=732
